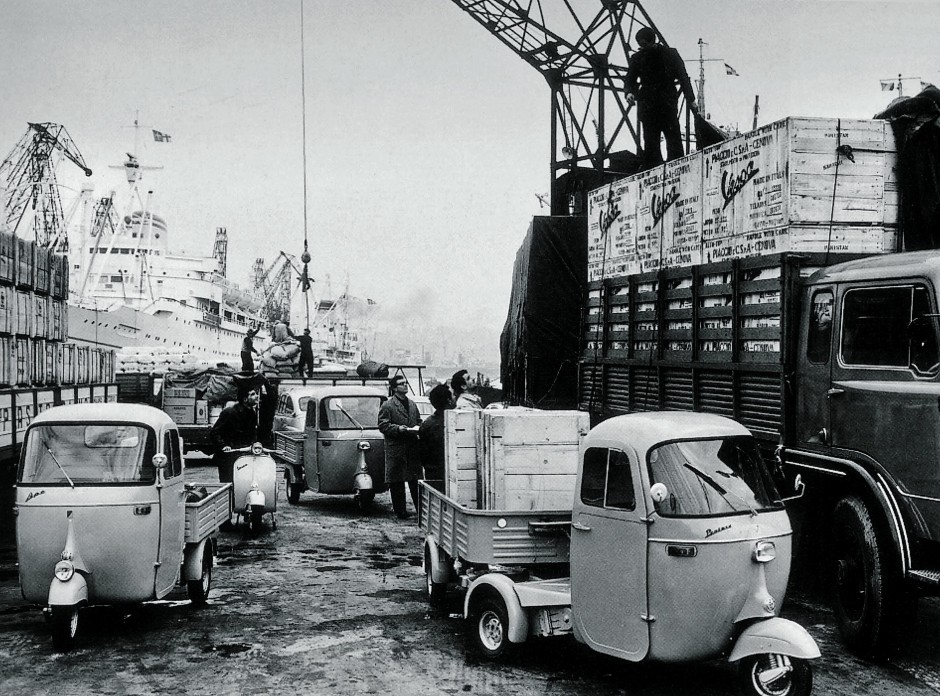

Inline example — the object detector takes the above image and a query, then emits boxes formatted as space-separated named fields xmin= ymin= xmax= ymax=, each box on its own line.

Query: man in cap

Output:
xmin=240 ymin=326 xmax=260 ymax=373
xmin=209 ymin=385 xmax=259 ymax=484
xmin=625 ymin=27 xmax=697 ymax=169
xmin=378 ymin=374 xmax=422 ymax=519
xmin=297 ymin=327 xmax=315 ymax=383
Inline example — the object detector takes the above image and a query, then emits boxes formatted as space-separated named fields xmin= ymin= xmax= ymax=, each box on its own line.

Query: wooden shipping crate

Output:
xmin=589 ymin=117 xmax=898 ymax=281
xmin=14 ymin=237 xmax=33 ymax=290
xmin=480 ymin=410 xmax=589 ymax=511
xmin=15 ymin=290 xmax=32 ymax=337
xmin=444 ymin=409 xmax=482 ymax=508
xmin=0 ymin=285 xmax=12 ymax=335
xmin=0 ymin=232 xmax=14 ymax=284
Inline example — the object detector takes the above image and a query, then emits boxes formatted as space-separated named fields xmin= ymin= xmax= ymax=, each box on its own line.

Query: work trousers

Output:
xmin=240 ymin=351 xmax=254 ymax=373
xmin=389 ymin=480 xmax=420 ymax=519
xmin=638 ymin=98 xmax=685 ymax=169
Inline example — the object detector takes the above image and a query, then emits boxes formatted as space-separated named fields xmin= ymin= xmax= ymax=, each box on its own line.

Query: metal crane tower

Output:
xmin=0 ymin=122 xmax=93 ymax=250
xmin=253 ymin=253 xmax=297 ymax=325
xmin=213 ymin=227 xmax=228 ymax=277
xmin=445 ymin=0 xmax=691 ymax=212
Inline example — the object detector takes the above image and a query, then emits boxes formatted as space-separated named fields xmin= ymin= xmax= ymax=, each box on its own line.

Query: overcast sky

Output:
xmin=1 ymin=0 xmax=939 ymax=363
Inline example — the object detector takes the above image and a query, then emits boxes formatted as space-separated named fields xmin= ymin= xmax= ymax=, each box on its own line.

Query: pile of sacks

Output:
xmin=259 ymin=337 xmax=300 ymax=379
xmin=116 ymin=347 xmax=208 ymax=374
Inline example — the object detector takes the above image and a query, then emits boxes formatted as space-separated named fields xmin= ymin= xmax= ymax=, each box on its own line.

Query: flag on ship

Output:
xmin=724 ymin=63 xmax=739 ymax=76
xmin=152 ymin=129 xmax=172 ymax=143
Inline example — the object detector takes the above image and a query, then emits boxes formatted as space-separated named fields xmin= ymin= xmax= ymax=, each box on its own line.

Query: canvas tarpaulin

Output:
xmin=875 ymin=85 xmax=940 ymax=250
xmin=500 ymin=216 xmax=587 ymax=409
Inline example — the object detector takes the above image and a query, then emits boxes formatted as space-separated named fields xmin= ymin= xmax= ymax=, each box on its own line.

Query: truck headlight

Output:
xmin=753 ymin=540 xmax=776 ymax=563
xmin=54 ymin=560 xmax=75 ymax=582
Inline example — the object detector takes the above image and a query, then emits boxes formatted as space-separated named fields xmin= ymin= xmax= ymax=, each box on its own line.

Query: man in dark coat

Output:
xmin=297 ymin=328 xmax=315 ymax=382
xmin=625 ymin=27 xmax=697 ymax=169
xmin=418 ymin=384 xmax=453 ymax=493
xmin=209 ymin=386 xmax=259 ymax=484
xmin=378 ymin=374 xmax=422 ymax=519
xmin=240 ymin=327 xmax=260 ymax=373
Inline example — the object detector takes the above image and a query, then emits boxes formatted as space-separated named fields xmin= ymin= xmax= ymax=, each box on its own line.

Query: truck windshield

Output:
xmin=19 ymin=424 xmax=155 ymax=485
xmin=320 ymin=397 xmax=384 ymax=430
xmin=647 ymin=436 xmax=782 ymax=517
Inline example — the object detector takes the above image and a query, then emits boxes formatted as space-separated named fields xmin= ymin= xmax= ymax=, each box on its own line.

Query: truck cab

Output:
xmin=790 ymin=250 xmax=940 ymax=656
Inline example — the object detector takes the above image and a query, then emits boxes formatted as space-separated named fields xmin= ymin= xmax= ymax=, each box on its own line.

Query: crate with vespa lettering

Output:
xmin=444 ymin=408 xmax=589 ymax=511
xmin=588 ymin=117 xmax=898 ymax=281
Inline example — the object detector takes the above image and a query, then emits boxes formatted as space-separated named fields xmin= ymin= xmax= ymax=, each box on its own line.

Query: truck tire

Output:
xmin=356 ymin=490 xmax=375 ymax=512
xmin=737 ymin=654 xmax=812 ymax=696
xmin=424 ymin=547 xmax=447 ymax=609
xmin=187 ymin=545 xmax=213 ymax=605
xmin=830 ymin=495 xmax=916 ymax=659
xmin=50 ymin=604 xmax=80 ymax=652
xmin=469 ymin=596 xmax=515 ymax=660
xmin=286 ymin=477 xmax=301 ymax=505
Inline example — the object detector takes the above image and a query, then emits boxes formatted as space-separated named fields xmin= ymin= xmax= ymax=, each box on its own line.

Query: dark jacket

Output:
xmin=378 ymin=394 xmax=421 ymax=482
xmin=418 ymin=411 xmax=445 ymax=482
xmin=625 ymin=43 xmax=695 ymax=106
xmin=209 ymin=402 xmax=258 ymax=457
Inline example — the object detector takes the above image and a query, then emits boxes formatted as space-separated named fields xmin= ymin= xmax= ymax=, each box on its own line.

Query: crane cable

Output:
xmin=300 ymin=0 xmax=312 ymax=328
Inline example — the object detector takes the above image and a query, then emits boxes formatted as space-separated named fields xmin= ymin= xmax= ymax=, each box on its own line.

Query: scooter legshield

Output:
xmin=48 ymin=573 xmax=88 ymax=608
xmin=728 ymin=617 xmax=821 ymax=662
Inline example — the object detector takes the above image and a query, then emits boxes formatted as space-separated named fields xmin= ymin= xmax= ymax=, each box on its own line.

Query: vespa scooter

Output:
xmin=230 ymin=442 xmax=279 ymax=534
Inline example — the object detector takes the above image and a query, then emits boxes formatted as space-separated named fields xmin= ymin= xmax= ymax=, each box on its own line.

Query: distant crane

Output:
xmin=0 ymin=122 xmax=93 ymax=250
xmin=252 ymin=251 xmax=309 ymax=326
xmin=445 ymin=0 xmax=692 ymax=211
xmin=213 ymin=227 xmax=228 ymax=277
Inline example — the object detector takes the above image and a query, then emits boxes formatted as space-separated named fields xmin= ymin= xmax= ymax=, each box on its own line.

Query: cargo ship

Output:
xmin=66 ymin=154 xmax=271 ymax=370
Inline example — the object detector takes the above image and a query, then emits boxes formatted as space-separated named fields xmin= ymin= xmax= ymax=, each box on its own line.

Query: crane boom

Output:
xmin=445 ymin=1 xmax=691 ymax=208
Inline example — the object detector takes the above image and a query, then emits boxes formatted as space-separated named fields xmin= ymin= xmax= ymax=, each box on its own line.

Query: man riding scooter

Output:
xmin=210 ymin=384 xmax=259 ymax=485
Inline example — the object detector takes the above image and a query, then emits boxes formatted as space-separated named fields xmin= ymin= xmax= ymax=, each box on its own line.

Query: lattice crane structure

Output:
xmin=446 ymin=0 xmax=692 ymax=210
xmin=253 ymin=252 xmax=307 ymax=326
xmin=0 ymin=122 xmax=93 ymax=250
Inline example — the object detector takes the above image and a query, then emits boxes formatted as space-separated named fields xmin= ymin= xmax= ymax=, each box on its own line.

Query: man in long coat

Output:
xmin=378 ymin=374 xmax=422 ymax=519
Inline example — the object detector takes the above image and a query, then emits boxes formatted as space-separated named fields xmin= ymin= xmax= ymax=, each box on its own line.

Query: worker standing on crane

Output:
xmin=625 ymin=27 xmax=697 ymax=170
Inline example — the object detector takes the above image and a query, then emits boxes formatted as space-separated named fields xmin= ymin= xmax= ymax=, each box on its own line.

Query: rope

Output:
xmin=300 ymin=0 xmax=311 ymax=328
xmin=825 ymin=119 xmax=843 ymax=266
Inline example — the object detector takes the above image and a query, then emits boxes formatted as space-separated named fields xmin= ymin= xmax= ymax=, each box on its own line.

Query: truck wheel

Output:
xmin=424 ymin=547 xmax=447 ymax=609
xmin=249 ymin=508 xmax=264 ymax=535
xmin=50 ymin=605 xmax=80 ymax=652
xmin=356 ymin=490 xmax=375 ymax=512
xmin=286 ymin=478 xmax=301 ymax=505
xmin=470 ymin=596 xmax=515 ymax=660
xmin=737 ymin=654 xmax=812 ymax=696
xmin=830 ymin=496 xmax=916 ymax=658
xmin=187 ymin=545 xmax=213 ymax=605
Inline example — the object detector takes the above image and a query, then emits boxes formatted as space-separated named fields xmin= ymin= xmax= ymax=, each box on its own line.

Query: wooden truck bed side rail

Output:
xmin=272 ymin=430 xmax=305 ymax=467
xmin=184 ymin=482 xmax=232 ymax=543
xmin=419 ymin=481 xmax=571 ymax=567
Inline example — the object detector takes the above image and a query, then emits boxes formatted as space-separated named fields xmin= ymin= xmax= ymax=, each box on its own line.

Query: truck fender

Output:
xmin=424 ymin=536 xmax=449 ymax=585
xmin=464 ymin=574 xmax=528 ymax=644
xmin=728 ymin=617 xmax=821 ymax=662
xmin=48 ymin=572 xmax=88 ymax=607
xmin=181 ymin=539 xmax=213 ymax=582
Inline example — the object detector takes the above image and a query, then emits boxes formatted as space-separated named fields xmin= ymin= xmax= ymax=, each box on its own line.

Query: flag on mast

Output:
xmin=724 ymin=63 xmax=739 ymax=76
xmin=880 ymin=80 xmax=897 ymax=91
xmin=152 ymin=129 xmax=172 ymax=143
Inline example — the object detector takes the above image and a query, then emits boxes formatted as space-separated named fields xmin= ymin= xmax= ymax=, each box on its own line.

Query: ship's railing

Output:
xmin=202 ymin=310 xmax=221 ymax=327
